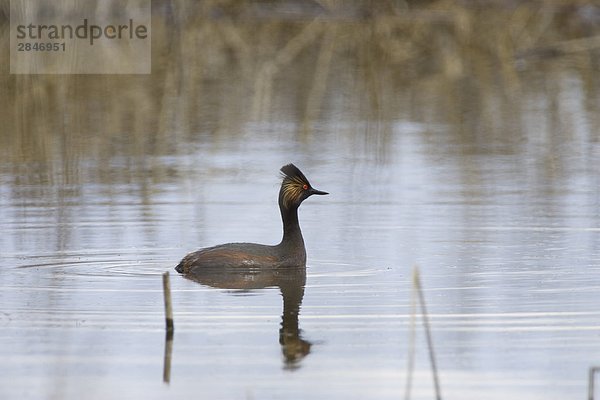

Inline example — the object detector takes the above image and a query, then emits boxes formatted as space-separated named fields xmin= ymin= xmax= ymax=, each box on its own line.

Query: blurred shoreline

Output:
xmin=0 ymin=1 xmax=598 ymax=179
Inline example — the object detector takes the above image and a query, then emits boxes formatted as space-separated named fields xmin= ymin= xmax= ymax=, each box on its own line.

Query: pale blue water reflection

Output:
xmin=1 ymin=64 xmax=600 ymax=400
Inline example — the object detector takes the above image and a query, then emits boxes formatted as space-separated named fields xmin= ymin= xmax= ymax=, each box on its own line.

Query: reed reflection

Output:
xmin=183 ymin=265 xmax=311 ymax=369
xmin=162 ymin=330 xmax=173 ymax=384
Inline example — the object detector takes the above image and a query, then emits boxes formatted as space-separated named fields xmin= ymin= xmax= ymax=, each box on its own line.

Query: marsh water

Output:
xmin=2 ymin=4 xmax=600 ymax=400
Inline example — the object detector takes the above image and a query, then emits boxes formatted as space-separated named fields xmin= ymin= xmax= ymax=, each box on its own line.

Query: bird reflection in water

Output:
xmin=183 ymin=264 xmax=311 ymax=369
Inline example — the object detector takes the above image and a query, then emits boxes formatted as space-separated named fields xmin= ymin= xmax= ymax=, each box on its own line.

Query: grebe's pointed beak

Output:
xmin=310 ymin=188 xmax=329 ymax=196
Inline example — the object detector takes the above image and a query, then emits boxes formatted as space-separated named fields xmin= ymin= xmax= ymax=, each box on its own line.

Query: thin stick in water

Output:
xmin=590 ymin=366 xmax=599 ymax=400
xmin=162 ymin=271 xmax=174 ymax=333
xmin=413 ymin=266 xmax=442 ymax=400
xmin=403 ymin=269 xmax=418 ymax=400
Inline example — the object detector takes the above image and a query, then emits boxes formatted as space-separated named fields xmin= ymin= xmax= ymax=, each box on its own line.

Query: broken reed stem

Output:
xmin=162 ymin=271 xmax=174 ymax=333
xmin=590 ymin=367 xmax=599 ymax=400
xmin=413 ymin=267 xmax=442 ymax=400
xmin=403 ymin=269 xmax=418 ymax=400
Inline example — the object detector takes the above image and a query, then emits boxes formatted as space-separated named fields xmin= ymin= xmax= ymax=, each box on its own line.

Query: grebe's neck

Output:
xmin=278 ymin=204 xmax=306 ymax=259
xmin=280 ymin=204 xmax=303 ymax=245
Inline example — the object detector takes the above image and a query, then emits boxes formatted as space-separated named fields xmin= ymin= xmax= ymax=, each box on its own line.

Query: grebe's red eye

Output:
xmin=302 ymin=184 xmax=308 ymax=190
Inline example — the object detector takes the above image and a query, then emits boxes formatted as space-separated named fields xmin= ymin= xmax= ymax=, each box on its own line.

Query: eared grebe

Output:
xmin=175 ymin=163 xmax=328 ymax=274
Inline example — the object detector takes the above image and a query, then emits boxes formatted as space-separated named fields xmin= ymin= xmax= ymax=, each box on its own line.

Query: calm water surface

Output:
xmin=2 ymin=17 xmax=600 ymax=400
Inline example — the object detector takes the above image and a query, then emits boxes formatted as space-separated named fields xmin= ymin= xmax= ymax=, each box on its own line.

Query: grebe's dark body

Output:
xmin=175 ymin=163 xmax=327 ymax=275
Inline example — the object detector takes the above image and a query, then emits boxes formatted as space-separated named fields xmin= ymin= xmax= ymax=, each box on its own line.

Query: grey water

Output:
xmin=2 ymin=12 xmax=600 ymax=400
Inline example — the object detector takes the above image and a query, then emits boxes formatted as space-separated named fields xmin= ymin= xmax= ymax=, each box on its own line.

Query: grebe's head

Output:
xmin=279 ymin=163 xmax=328 ymax=210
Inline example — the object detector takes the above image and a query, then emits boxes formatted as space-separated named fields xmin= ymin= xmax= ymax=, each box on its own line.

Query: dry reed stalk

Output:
xmin=162 ymin=271 xmax=174 ymax=333
xmin=405 ymin=266 xmax=442 ymax=400
xmin=590 ymin=367 xmax=599 ymax=400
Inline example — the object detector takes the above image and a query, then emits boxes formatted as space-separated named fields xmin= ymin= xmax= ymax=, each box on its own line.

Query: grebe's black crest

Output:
xmin=281 ymin=163 xmax=311 ymax=186
xmin=280 ymin=163 xmax=314 ymax=209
